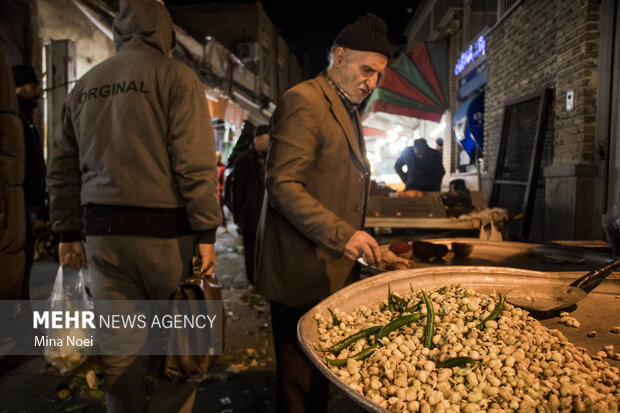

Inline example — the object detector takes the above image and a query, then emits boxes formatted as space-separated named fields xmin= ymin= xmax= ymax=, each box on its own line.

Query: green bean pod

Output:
xmin=326 ymin=326 xmax=382 ymax=354
xmin=392 ymin=293 xmax=407 ymax=310
xmin=476 ymin=292 xmax=505 ymax=329
xmin=403 ymin=302 xmax=421 ymax=313
xmin=325 ymin=342 xmax=382 ymax=366
xmin=422 ymin=290 xmax=435 ymax=349
xmin=388 ymin=283 xmax=407 ymax=312
xmin=376 ymin=312 xmax=422 ymax=340
xmin=438 ymin=356 xmax=476 ymax=368
xmin=328 ymin=307 xmax=340 ymax=326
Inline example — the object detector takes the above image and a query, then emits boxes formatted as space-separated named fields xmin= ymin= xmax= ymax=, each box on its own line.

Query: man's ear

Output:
xmin=333 ymin=47 xmax=346 ymax=66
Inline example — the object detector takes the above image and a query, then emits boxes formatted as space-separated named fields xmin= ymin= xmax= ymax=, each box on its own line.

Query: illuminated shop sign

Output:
xmin=454 ymin=35 xmax=486 ymax=76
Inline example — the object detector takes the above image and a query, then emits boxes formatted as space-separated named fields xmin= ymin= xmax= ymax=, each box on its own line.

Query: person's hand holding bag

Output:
xmin=196 ymin=243 xmax=215 ymax=275
xmin=59 ymin=241 xmax=88 ymax=269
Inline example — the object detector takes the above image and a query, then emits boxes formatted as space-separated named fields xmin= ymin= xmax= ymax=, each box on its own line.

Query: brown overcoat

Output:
xmin=255 ymin=74 xmax=370 ymax=308
xmin=0 ymin=36 xmax=26 ymax=299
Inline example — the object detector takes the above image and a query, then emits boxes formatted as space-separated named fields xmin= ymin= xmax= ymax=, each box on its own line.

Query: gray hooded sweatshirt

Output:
xmin=48 ymin=0 xmax=221 ymax=242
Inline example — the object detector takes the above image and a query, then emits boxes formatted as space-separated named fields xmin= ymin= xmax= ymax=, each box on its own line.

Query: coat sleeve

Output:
xmin=47 ymin=101 xmax=84 ymax=241
xmin=266 ymin=89 xmax=357 ymax=256
xmin=167 ymin=75 xmax=222 ymax=243
xmin=230 ymin=153 xmax=250 ymax=229
xmin=429 ymin=150 xmax=445 ymax=183
xmin=394 ymin=148 xmax=408 ymax=184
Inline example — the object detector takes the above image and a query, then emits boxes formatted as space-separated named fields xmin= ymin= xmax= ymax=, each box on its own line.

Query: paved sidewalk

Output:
xmin=0 ymin=224 xmax=364 ymax=413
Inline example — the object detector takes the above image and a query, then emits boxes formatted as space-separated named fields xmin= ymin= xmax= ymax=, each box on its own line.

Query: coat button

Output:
xmin=354 ymin=205 xmax=362 ymax=212
xmin=357 ymin=175 xmax=364 ymax=182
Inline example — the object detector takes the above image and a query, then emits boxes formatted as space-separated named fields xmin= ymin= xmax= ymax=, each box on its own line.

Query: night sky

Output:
xmin=166 ymin=0 xmax=419 ymax=76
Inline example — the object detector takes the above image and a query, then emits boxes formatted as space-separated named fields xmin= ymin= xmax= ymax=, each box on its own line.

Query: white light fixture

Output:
xmin=430 ymin=121 xmax=446 ymax=138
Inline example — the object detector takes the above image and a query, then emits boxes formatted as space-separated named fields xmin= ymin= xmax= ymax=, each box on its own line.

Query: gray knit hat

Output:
xmin=334 ymin=13 xmax=392 ymax=57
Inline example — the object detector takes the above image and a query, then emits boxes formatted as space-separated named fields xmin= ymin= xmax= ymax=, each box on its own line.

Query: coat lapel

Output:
xmin=316 ymin=76 xmax=367 ymax=168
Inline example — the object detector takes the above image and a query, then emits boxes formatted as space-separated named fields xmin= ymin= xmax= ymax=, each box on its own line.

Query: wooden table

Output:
xmin=364 ymin=216 xmax=482 ymax=230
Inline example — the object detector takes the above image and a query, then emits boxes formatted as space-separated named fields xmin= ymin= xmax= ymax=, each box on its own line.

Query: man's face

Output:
xmin=254 ymin=133 xmax=269 ymax=156
xmin=16 ymin=82 xmax=42 ymax=108
xmin=330 ymin=47 xmax=388 ymax=104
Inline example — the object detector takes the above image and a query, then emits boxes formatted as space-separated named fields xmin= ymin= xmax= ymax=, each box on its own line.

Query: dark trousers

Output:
xmin=270 ymin=300 xmax=329 ymax=413
xmin=86 ymin=235 xmax=197 ymax=413
xmin=242 ymin=230 xmax=256 ymax=284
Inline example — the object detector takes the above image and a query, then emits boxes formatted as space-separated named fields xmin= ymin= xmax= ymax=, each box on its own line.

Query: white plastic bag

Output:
xmin=43 ymin=266 xmax=93 ymax=374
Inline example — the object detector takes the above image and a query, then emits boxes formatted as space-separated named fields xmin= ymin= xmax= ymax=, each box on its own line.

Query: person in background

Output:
xmin=223 ymin=120 xmax=255 ymax=216
xmin=0 ymin=36 xmax=26 ymax=301
xmin=226 ymin=120 xmax=255 ymax=169
xmin=255 ymin=13 xmax=389 ymax=413
xmin=395 ymin=138 xmax=445 ymax=192
xmin=12 ymin=64 xmax=46 ymax=300
xmin=435 ymin=137 xmax=443 ymax=156
xmin=230 ymin=124 xmax=269 ymax=285
xmin=216 ymin=152 xmax=228 ymax=233
xmin=47 ymin=0 xmax=221 ymax=412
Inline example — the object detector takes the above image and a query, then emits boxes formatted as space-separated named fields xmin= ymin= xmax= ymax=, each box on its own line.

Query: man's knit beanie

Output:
xmin=334 ymin=13 xmax=392 ymax=57
xmin=12 ymin=64 xmax=38 ymax=87
xmin=255 ymin=125 xmax=269 ymax=136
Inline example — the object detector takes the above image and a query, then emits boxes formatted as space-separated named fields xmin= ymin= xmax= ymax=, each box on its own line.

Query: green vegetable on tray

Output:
xmin=328 ymin=307 xmax=340 ymax=325
xmin=438 ymin=356 xmax=477 ymax=368
xmin=476 ymin=292 xmax=505 ymax=329
xmin=422 ymin=289 xmax=435 ymax=349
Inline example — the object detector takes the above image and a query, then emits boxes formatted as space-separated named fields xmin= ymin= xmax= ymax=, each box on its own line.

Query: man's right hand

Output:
xmin=196 ymin=243 xmax=216 ymax=275
xmin=59 ymin=241 xmax=88 ymax=270
xmin=343 ymin=231 xmax=382 ymax=265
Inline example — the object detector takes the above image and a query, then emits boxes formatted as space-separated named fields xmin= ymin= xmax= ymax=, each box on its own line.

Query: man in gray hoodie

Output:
xmin=47 ymin=0 xmax=221 ymax=411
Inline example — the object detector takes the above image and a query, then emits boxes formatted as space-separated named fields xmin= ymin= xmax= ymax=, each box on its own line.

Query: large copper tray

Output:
xmin=298 ymin=266 xmax=620 ymax=413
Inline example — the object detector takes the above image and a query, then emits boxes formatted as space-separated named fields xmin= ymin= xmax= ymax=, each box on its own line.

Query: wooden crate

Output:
xmin=367 ymin=193 xmax=447 ymax=218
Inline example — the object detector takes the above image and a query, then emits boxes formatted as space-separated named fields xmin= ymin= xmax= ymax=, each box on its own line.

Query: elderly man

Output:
xmin=47 ymin=0 xmax=221 ymax=411
xmin=256 ymin=13 xmax=390 ymax=412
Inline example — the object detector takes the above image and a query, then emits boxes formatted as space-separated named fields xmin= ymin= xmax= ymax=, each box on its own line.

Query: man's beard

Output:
xmin=17 ymin=95 xmax=38 ymax=114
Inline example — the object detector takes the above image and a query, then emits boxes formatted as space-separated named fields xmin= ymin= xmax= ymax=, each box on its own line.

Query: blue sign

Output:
xmin=453 ymin=92 xmax=485 ymax=158
xmin=458 ymin=60 xmax=486 ymax=100
xmin=454 ymin=35 xmax=486 ymax=76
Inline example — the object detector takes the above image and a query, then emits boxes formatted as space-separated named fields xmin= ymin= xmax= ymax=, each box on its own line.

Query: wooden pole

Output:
xmin=45 ymin=39 xmax=75 ymax=162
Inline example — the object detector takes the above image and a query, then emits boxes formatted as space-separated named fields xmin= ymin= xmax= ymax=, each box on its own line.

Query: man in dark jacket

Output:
xmin=395 ymin=138 xmax=445 ymax=191
xmin=47 ymin=1 xmax=221 ymax=412
xmin=230 ymin=124 xmax=268 ymax=284
xmin=0 ymin=36 xmax=26 ymax=301
xmin=12 ymin=64 xmax=46 ymax=300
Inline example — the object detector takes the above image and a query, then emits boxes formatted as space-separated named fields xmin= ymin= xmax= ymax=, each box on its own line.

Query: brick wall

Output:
xmin=485 ymin=0 xmax=600 ymax=241
xmin=486 ymin=0 xmax=600 ymax=167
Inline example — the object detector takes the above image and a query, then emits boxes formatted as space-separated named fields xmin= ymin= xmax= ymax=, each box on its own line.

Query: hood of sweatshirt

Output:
xmin=112 ymin=0 xmax=173 ymax=56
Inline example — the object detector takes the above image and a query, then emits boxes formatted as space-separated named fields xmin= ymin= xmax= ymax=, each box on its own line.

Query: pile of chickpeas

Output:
xmin=314 ymin=284 xmax=620 ymax=413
